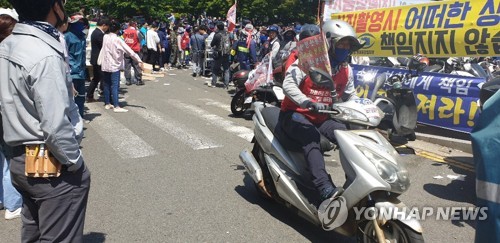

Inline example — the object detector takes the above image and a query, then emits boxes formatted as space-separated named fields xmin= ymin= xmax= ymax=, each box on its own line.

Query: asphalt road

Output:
xmin=0 ymin=68 xmax=476 ymax=242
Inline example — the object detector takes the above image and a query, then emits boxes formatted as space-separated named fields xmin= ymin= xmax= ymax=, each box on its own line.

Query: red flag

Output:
xmin=226 ymin=1 xmax=237 ymax=32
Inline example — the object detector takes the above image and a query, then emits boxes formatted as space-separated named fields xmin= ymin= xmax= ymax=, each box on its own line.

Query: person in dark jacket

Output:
xmin=87 ymin=16 xmax=110 ymax=102
xmin=233 ymin=24 xmax=257 ymax=70
xmin=210 ymin=22 xmax=230 ymax=88
xmin=158 ymin=22 xmax=169 ymax=70
xmin=65 ymin=13 xmax=87 ymax=118
xmin=190 ymin=25 xmax=206 ymax=77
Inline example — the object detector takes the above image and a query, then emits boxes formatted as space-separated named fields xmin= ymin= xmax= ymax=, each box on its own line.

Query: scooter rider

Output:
xmin=279 ymin=20 xmax=364 ymax=204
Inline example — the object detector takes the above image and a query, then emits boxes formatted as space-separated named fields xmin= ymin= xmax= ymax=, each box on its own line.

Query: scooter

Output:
xmin=369 ymin=57 xmax=424 ymax=143
xmin=239 ymin=68 xmax=424 ymax=242
xmin=230 ymin=69 xmax=284 ymax=116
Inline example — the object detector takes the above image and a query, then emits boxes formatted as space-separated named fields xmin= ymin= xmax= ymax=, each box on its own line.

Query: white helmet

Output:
xmin=322 ymin=19 xmax=364 ymax=52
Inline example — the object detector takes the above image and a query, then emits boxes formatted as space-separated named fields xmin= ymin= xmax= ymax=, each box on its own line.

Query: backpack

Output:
xmin=219 ymin=31 xmax=231 ymax=56
xmin=181 ymin=32 xmax=190 ymax=50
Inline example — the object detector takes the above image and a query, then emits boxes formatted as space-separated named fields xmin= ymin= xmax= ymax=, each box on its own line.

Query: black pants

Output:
xmin=124 ymin=54 xmax=142 ymax=84
xmin=9 ymin=149 xmax=91 ymax=243
xmin=148 ymin=49 xmax=160 ymax=71
xmin=87 ymin=64 xmax=103 ymax=99
xmin=279 ymin=111 xmax=346 ymax=193
xmin=211 ymin=55 xmax=230 ymax=86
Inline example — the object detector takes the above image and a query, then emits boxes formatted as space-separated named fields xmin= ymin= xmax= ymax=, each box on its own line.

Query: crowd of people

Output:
xmin=0 ymin=0 xmax=369 ymax=240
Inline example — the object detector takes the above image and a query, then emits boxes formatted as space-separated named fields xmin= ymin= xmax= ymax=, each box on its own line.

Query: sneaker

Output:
xmin=191 ymin=73 xmax=197 ymax=77
xmin=320 ymin=186 xmax=344 ymax=202
xmin=136 ymin=82 xmax=144 ymax=86
xmin=5 ymin=208 xmax=21 ymax=220
xmin=104 ymin=104 xmax=114 ymax=110
xmin=125 ymin=81 xmax=132 ymax=86
xmin=207 ymin=83 xmax=213 ymax=87
xmin=113 ymin=107 xmax=128 ymax=113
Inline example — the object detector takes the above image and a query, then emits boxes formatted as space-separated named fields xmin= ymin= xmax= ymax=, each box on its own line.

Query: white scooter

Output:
xmin=239 ymin=68 xmax=424 ymax=242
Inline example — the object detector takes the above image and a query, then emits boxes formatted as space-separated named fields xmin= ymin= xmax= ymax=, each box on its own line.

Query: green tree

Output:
xmin=0 ymin=0 xmax=12 ymax=8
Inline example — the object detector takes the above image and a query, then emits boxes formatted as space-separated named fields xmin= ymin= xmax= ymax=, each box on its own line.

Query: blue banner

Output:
xmin=351 ymin=64 xmax=486 ymax=133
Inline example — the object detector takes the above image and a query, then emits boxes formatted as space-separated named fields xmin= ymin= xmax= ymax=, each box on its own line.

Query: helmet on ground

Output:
xmin=321 ymin=19 xmax=364 ymax=52
xmin=298 ymin=24 xmax=320 ymax=41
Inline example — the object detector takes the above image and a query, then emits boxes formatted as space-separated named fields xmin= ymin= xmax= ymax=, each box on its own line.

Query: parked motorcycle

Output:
xmin=239 ymin=68 xmax=423 ymax=242
xmin=230 ymin=69 xmax=284 ymax=116
xmin=369 ymin=57 xmax=424 ymax=143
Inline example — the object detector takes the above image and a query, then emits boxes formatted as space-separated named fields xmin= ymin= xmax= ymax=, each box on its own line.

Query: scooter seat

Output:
xmin=261 ymin=107 xmax=333 ymax=152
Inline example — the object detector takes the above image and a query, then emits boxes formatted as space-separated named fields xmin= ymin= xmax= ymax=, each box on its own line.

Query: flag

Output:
xmin=226 ymin=1 xmax=237 ymax=32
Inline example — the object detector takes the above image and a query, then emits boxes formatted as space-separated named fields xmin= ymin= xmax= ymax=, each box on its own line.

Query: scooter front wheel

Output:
xmin=231 ymin=89 xmax=249 ymax=116
xmin=357 ymin=220 xmax=424 ymax=243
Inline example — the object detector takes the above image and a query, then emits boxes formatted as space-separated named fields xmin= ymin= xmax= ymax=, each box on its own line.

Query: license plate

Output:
xmin=244 ymin=96 xmax=253 ymax=104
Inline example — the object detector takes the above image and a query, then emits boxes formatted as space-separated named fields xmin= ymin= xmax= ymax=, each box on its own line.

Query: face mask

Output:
xmin=330 ymin=48 xmax=350 ymax=67
xmin=70 ymin=22 xmax=85 ymax=34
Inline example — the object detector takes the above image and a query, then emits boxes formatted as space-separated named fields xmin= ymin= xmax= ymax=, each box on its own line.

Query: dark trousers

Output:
xmin=73 ymin=79 xmax=86 ymax=118
xmin=170 ymin=48 xmax=179 ymax=68
xmin=211 ymin=55 xmax=230 ymax=86
xmin=124 ymin=54 xmax=143 ymax=84
xmin=87 ymin=64 xmax=103 ymax=99
xmin=147 ymin=49 xmax=160 ymax=71
xmin=279 ymin=111 xmax=346 ymax=193
xmin=9 ymin=151 xmax=91 ymax=243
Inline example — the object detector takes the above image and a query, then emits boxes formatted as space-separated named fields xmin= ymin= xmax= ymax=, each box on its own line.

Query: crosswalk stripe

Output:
xmin=127 ymin=105 xmax=222 ymax=150
xmin=86 ymin=103 xmax=157 ymax=159
xmin=198 ymin=98 xmax=231 ymax=112
xmin=168 ymin=99 xmax=254 ymax=142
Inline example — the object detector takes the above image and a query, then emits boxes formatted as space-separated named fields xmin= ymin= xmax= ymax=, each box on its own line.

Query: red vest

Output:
xmin=123 ymin=27 xmax=140 ymax=52
xmin=281 ymin=65 xmax=350 ymax=125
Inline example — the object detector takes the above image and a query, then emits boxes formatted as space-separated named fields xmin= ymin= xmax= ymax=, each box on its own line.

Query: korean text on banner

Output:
xmin=323 ymin=0 xmax=432 ymax=21
xmin=331 ymin=0 xmax=500 ymax=58
xmin=297 ymin=35 xmax=331 ymax=75
xmin=352 ymin=64 xmax=485 ymax=133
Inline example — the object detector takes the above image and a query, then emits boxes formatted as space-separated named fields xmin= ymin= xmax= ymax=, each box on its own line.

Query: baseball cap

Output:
xmin=0 ymin=8 xmax=19 ymax=21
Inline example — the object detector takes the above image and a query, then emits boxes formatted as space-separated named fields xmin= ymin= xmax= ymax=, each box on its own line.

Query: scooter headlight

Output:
xmin=356 ymin=146 xmax=409 ymax=193
xmin=338 ymin=107 xmax=369 ymax=124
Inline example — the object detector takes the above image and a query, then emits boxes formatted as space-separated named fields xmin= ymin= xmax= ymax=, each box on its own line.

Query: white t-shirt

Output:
xmin=146 ymin=29 xmax=160 ymax=51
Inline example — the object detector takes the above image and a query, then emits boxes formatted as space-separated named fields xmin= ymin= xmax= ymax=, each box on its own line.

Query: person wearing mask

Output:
xmin=146 ymin=23 xmax=161 ymax=72
xmin=123 ymin=20 xmax=144 ymax=86
xmin=233 ymin=23 xmax=257 ymax=70
xmin=99 ymin=20 xmax=144 ymax=113
xmin=87 ymin=17 xmax=110 ymax=103
xmin=210 ymin=22 xmax=231 ymax=88
xmin=0 ymin=0 xmax=90 ymax=241
xmin=0 ymin=7 xmax=22 ymax=221
xmin=190 ymin=25 xmax=206 ymax=77
xmin=65 ymin=13 xmax=87 ymax=118
xmin=279 ymin=20 xmax=364 ymax=205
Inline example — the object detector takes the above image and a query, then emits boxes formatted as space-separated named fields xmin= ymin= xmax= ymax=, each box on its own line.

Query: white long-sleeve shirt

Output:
xmin=146 ymin=29 xmax=160 ymax=51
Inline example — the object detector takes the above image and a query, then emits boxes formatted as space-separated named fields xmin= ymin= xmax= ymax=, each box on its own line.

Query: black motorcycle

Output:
xmin=370 ymin=57 xmax=426 ymax=143
xmin=230 ymin=70 xmax=283 ymax=116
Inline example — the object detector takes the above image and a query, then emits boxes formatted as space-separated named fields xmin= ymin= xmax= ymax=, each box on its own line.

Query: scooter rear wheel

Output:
xmin=231 ymin=89 xmax=248 ymax=116
xmin=357 ymin=220 xmax=424 ymax=243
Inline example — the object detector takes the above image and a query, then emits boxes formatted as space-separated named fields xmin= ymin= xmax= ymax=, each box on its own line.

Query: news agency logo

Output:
xmin=318 ymin=202 xmax=488 ymax=231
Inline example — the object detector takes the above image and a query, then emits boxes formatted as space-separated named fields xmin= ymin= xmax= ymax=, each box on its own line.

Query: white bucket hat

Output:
xmin=0 ymin=8 xmax=19 ymax=22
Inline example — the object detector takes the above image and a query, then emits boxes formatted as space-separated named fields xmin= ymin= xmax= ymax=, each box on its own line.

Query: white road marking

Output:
xmin=127 ymin=105 xmax=222 ymax=150
xmin=86 ymin=103 xmax=157 ymax=159
xmin=168 ymin=99 xmax=254 ymax=142
xmin=198 ymin=98 xmax=231 ymax=112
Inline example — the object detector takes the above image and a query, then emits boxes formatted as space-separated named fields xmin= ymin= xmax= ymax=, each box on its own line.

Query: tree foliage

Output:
xmin=1 ymin=0 xmax=319 ymax=25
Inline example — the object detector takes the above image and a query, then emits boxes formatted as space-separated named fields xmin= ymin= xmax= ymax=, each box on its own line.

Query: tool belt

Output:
xmin=25 ymin=144 xmax=61 ymax=178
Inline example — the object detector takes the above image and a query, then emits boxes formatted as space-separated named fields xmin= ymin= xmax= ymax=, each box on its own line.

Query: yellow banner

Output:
xmin=331 ymin=0 xmax=500 ymax=57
